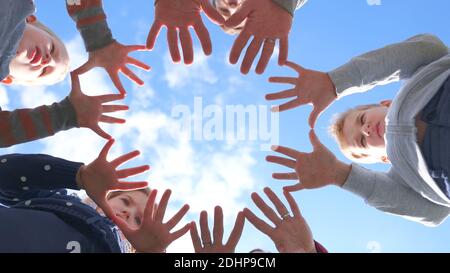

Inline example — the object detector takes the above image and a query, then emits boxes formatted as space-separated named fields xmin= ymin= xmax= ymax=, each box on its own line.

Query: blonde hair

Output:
xmin=329 ymin=104 xmax=381 ymax=164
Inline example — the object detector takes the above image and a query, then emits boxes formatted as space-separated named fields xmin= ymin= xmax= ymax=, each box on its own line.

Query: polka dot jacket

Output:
xmin=0 ymin=154 xmax=122 ymax=253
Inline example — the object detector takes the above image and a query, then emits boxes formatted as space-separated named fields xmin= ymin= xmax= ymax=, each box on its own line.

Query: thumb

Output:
xmin=309 ymin=130 xmax=324 ymax=151
xmin=200 ymin=0 xmax=225 ymax=25
xmin=70 ymin=72 xmax=81 ymax=94
xmin=73 ymin=60 xmax=95 ymax=76
xmin=308 ymin=106 xmax=323 ymax=128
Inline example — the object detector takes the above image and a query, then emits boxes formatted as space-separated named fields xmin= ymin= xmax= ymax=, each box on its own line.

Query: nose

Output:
xmin=119 ymin=210 xmax=130 ymax=220
xmin=361 ymin=123 xmax=371 ymax=137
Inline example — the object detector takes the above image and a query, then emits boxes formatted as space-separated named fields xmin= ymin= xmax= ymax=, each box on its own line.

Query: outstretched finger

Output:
xmin=284 ymin=61 xmax=305 ymax=74
xmin=241 ymin=37 xmax=263 ymax=74
xmin=92 ymin=125 xmax=112 ymax=140
xmin=179 ymin=26 xmax=194 ymax=65
xmin=309 ymin=106 xmax=324 ymax=129
xmin=70 ymin=72 xmax=82 ymax=92
xmin=111 ymin=150 xmax=140 ymax=168
xmin=272 ymin=172 xmax=298 ymax=180
xmin=193 ymin=21 xmax=212 ymax=56
xmin=73 ymin=59 xmax=95 ymax=76
xmin=116 ymin=165 xmax=150 ymax=179
xmin=309 ymin=130 xmax=325 ymax=151
xmin=146 ymin=21 xmax=163 ymax=50
xmin=266 ymin=155 xmax=296 ymax=169
xmin=120 ymin=66 xmax=144 ymax=86
xmin=243 ymin=208 xmax=272 ymax=236
xmin=283 ymin=183 xmax=306 ymax=192
xmin=107 ymin=70 xmax=126 ymax=95
xmin=99 ymin=115 xmax=126 ymax=124
xmin=155 ymin=189 xmax=171 ymax=223
xmin=199 ymin=210 xmax=212 ymax=246
xmin=278 ymin=36 xmax=289 ymax=66
xmin=166 ymin=204 xmax=190 ymax=230
xmin=229 ymin=30 xmax=251 ymax=65
xmin=190 ymin=222 xmax=203 ymax=253
xmin=268 ymin=76 xmax=297 ymax=85
xmin=271 ymin=145 xmax=301 ymax=159
xmin=99 ymin=139 xmax=115 ymax=159
xmin=143 ymin=189 xmax=158 ymax=225
xmin=225 ymin=211 xmax=245 ymax=249
xmin=272 ymin=99 xmax=302 ymax=112
xmin=283 ymin=190 xmax=302 ymax=218
xmin=263 ymin=187 xmax=289 ymax=218
xmin=126 ymin=45 xmax=148 ymax=52
xmin=265 ymin=88 xmax=296 ymax=101
xmin=251 ymin=192 xmax=281 ymax=225
xmin=97 ymin=94 xmax=125 ymax=103
xmin=126 ymin=56 xmax=151 ymax=71
xmin=113 ymin=181 xmax=149 ymax=191
xmin=213 ymin=206 xmax=224 ymax=245
xmin=167 ymin=27 xmax=181 ymax=63
xmin=256 ymin=39 xmax=276 ymax=75
xmin=170 ymin=222 xmax=191 ymax=242
xmin=102 ymin=105 xmax=129 ymax=113
xmin=224 ymin=3 xmax=251 ymax=28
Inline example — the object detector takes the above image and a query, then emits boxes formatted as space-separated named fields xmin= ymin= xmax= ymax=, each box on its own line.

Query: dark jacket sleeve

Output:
xmin=66 ymin=0 xmax=115 ymax=52
xmin=0 ymin=154 xmax=83 ymax=199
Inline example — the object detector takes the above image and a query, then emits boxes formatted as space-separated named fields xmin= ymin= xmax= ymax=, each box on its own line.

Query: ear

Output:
xmin=1 ymin=76 xmax=13 ymax=85
xmin=380 ymin=100 xmax=392 ymax=107
xmin=381 ymin=155 xmax=390 ymax=163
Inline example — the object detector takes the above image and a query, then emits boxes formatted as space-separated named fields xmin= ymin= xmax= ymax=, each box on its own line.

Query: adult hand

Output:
xmin=244 ymin=187 xmax=315 ymax=253
xmin=113 ymin=189 xmax=191 ymax=253
xmin=190 ymin=206 xmax=245 ymax=253
xmin=225 ymin=0 xmax=292 ymax=74
xmin=266 ymin=61 xmax=337 ymax=128
xmin=266 ymin=130 xmax=350 ymax=192
xmin=147 ymin=0 xmax=225 ymax=64
xmin=74 ymin=41 xmax=151 ymax=95
xmin=77 ymin=139 xmax=150 ymax=220
xmin=69 ymin=73 xmax=129 ymax=140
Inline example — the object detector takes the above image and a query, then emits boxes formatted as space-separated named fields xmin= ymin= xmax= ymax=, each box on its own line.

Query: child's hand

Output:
xmin=74 ymin=41 xmax=151 ymax=95
xmin=224 ymin=0 xmax=293 ymax=74
xmin=266 ymin=130 xmax=350 ymax=192
xmin=69 ymin=73 xmax=128 ymax=140
xmin=113 ymin=189 xmax=190 ymax=253
xmin=77 ymin=139 xmax=150 ymax=220
xmin=266 ymin=61 xmax=337 ymax=128
xmin=147 ymin=0 xmax=224 ymax=64
xmin=190 ymin=207 xmax=245 ymax=253
xmin=244 ymin=188 xmax=315 ymax=253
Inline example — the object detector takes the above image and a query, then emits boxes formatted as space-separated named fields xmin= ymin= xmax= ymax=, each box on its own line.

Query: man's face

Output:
xmin=214 ymin=0 xmax=246 ymax=33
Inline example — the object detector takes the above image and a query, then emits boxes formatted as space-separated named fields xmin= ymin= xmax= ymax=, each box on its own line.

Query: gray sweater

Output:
xmin=328 ymin=34 xmax=450 ymax=226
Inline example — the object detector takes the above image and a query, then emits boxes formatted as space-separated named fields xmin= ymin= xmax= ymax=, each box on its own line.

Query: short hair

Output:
xmin=329 ymin=104 xmax=381 ymax=164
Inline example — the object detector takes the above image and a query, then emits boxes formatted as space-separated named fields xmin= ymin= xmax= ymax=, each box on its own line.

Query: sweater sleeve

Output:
xmin=66 ymin=0 xmax=115 ymax=52
xmin=0 ymin=97 xmax=78 ymax=148
xmin=343 ymin=164 xmax=450 ymax=227
xmin=271 ymin=0 xmax=307 ymax=16
xmin=0 ymin=154 xmax=83 ymax=199
xmin=328 ymin=34 xmax=449 ymax=98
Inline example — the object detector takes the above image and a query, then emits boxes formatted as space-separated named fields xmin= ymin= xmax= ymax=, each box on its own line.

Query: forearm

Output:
xmin=0 ymin=97 xmax=78 ymax=148
xmin=271 ymin=0 xmax=307 ymax=16
xmin=0 ymin=154 xmax=83 ymax=194
xmin=328 ymin=34 xmax=449 ymax=97
xmin=66 ymin=0 xmax=115 ymax=52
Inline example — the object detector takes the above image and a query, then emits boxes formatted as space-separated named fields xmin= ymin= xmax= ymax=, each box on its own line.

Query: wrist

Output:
xmin=334 ymin=161 xmax=351 ymax=187
xmin=76 ymin=165 xmax=86 ymax=190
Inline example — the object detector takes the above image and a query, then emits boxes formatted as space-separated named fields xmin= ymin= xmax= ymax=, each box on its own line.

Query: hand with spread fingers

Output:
xmin=224 ymin=0 xmax=293 ymax=74
xmin=147 ymin=0 xmax=225 ymax=65
xmin=266 ymin=61 xmax=337 ymax=128
xmin=190 ymin=206 xmax=245 ymax=253
xmin=77 ymin=139 xmax=150 ymax=220
xmin=113 ymin=189 xmax=191 ymax=253
xmin=69 ymin=73 xmax=129 ymax=140
xmin=266 ymin=130 xmax=351 ymax=192
xmin=73 ymin=41 xmax=151 ymax=95
xmin=244 ymin=187 xmax=315 ymax=253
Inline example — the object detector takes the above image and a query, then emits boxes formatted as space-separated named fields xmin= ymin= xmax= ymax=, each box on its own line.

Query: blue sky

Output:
xmin=3 ymin=0 xmax=449 ymax=252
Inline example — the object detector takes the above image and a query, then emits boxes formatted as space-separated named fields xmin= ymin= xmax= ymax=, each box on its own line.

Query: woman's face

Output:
xmin=8 ymin=23 xmax=69 ymax=85
xmin=106 ymin=191 xmax=149 ymax=230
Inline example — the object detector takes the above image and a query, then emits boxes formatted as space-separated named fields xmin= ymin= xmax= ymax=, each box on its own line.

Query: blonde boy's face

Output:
xmin=106 ymin=191 xmax=149 ymax=230
xmin=342 ymin=102 xmax=391 ymax=162
xmin=8 ymin=23 xmax=69 ymax=85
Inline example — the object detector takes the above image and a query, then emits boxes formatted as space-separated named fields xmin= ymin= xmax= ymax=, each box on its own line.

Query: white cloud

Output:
xmin=0 ymin=85 xmax=9 ymax=110
xmin=163 ymin=48 xmax=218 ymax=89
xmin=366 ymin=241 xmax=382 ymax=253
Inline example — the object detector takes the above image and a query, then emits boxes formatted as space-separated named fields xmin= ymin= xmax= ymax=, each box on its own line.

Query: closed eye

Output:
xmin=135 ymin=217 xmax=141 ymax=226
xmin=360 ymin=135 xmax=366 ymax=148
xmin=121 ymin=198 xmax=130 ymax=206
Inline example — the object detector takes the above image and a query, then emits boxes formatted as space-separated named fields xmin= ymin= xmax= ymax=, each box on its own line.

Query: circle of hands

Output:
xmin=72 ymin=0 xmax=342 ymax=253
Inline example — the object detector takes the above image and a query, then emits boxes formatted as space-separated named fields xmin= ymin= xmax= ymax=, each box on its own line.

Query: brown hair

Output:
xmin=106 ymin=188 xmax=151 ymax=200
xmin=329 ymin=104 xmax=380 ymax=163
